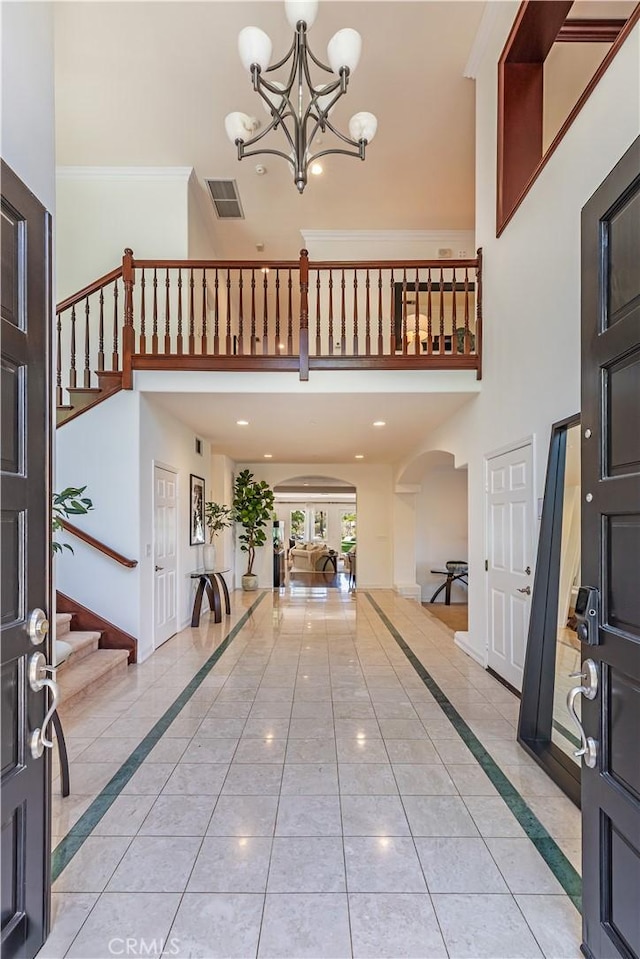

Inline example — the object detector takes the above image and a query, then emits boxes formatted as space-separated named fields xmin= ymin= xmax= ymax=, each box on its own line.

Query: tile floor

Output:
xmin=43 ymin=587 xmax=582 ymax=959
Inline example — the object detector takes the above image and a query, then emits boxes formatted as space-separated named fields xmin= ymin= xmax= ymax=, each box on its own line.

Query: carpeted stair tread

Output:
xmin=57 ymin=648 xmax=129 ymax=710
xmin=56 ymin=613 xmax=73 ymax=638
xmin=61 ymin=630 xmax=101 ymax=664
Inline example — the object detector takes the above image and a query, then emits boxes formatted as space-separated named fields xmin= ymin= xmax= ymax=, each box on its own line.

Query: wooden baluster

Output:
xmin=152 ymin=269 xmax=159 ymax=355
xmin=389 ymin=269 xmax=395 ymax=354
xmin=262 ymin=269 xmax=269 ymax=355
xmin=98 ymin=289 xmax=105 ymax=371
xmin=299 ymin=249 xmax=309 ymax=380
xmin=189 ymin=269 xmax=195 ymax=354
xmin=287 ymin=269 xmax=293 ymax=354
xmin=315 ymin=271 xmax=321 ymax=356
xmin=139 ymin=269 xmax=147 ymax=354
xmin=164 ymin=269 xmax=171 ymax=353
xmin=112 ymin=280 xmax=119 ymax=370
xmin=377 ymin=269 xmax=383 ymax=355
xmin=438 ymin=267 xmax=445 ymax=354
xmin=364 ymin=269 xmax=371 ymax=356
xmin=56 ymin=313 xmax=63 ymax=407
xmin=451 ymin=267 xmax=458 ymax=353
xmin=328 ymin=271 xmax=334 ymax=354
xmin=250 ymin=268 xmax=257 ymax=355
xmin=476 ymin=247 xmax=483 ymax=379
xmin=122 ymin=248 xmax=135 ymax=389
xmin=463 ymin=267 xmax=470 ymax=354
xmin=414 ymin=268 xmax=421 ymax=354
xmin=209 ymin=269 xmax=216 ymax=355
xmin=83 ymin=297 xmax=91 ymax=387
xmin=352 ymin=270 xmax=359 ymax=356
xmin=238 ymin=270 xmax=244 ymax=355
xmin=226 ymin=269 xmax=232 ymax=355
xmin=176 ymin=268 xmax=183 ymax=355
xmin=402 ymin=269 xmax=408 ymax=355
xmin=274 ymin=269 xmax=281 ymax=353
xmin=426 ymin=269 xmax=433 ymax=354
xmin=203 ymin=269 xmax=210 ymax=355
xmin=340 ymin=269 xmax=346 ymax=356
xmin=70 ymin=306 xmax=77 ymax=388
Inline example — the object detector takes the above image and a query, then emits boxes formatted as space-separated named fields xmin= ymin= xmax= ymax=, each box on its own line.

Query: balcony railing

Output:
xmin=56 ymin=248 xmax=483 ymax=389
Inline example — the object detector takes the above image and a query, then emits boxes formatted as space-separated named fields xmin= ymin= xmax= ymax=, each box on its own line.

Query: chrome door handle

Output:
xmin=517 ymin=586 xmax=531 ymax=595
xmin=566 ymin=658 xmax=598 ymax=768
xmin=27 ymin=608 xmax=49 ymax=645
xmin=28 ymin=652 xmax=60 ymax=758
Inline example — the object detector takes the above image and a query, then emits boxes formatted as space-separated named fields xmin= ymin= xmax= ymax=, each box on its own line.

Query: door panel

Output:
xmin=580 ymin=136 xmax=640 ymax=959
xmin=0 ymin=161 xmax=52 ymax=959
xmin=487 ymin=443 xmax=534 ymax=689
xmin=153 ymin=466 xmax=178 ymax=648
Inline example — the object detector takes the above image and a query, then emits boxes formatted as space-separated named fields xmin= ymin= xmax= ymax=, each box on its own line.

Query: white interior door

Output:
xmin=154 ymin=465 xmax=178 ymax=648
xmin=486 ymin=442 xmax=534 ymax=690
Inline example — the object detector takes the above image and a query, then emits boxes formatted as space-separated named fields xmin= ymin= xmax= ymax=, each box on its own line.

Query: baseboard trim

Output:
xmin=454 ymin=630 xmax=486 ymax=667
xmin=394 ymin=584 xmax=422 ymax=602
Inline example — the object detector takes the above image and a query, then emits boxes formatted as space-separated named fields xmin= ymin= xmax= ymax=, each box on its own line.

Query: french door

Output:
xmin=579 ymin=136 xmax=640 ymax=958
xmin=1 ymin=161 xmax=52 ymax=958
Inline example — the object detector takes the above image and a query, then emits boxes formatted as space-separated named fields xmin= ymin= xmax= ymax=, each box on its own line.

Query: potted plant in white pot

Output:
xmin=232 ymin=469 xmax=275 ymax=590
xmin=203 ymin=501 xmax=233 ymax=571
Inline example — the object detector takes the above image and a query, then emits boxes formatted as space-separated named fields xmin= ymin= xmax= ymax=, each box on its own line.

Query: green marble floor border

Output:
xmin=553 ymin=717 xmax=581 ymax=750
xmin=52 ymin=591 xmax=267 ymax=882
xmin=366 ymin=592 xmax=582 ymax=912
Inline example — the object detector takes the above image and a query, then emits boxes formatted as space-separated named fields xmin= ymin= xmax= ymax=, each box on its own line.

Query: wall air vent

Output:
xmin=205 ymin=179 xmax=244 ymax=219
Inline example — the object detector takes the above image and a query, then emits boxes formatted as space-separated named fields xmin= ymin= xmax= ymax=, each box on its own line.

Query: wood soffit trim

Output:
xmin=557 ymin=19 xmax=627 ymax=43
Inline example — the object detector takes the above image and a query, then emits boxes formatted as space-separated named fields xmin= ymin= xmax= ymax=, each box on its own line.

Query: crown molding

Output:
xmin=464 ymin=2 xmax=501 ymax=79
xmin=56 ymin=166 xmax=193 ymax=181
xmin=301 ymin=229 xmax=474 ymax=244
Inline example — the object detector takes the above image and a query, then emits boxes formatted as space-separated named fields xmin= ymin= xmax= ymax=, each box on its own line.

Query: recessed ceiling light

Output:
xmin=355 ymin=454 xmax=364 ymax=459
xmin=261 ymin=266 xmax=270 ymax=274
xmin=373 ymin=420 xmax=386 ymax=427
xmin=264 ymin=453 xmax=273 ymax=458
xmin=310 ymin=162 xmax=323 ymax=176
xmin=236 ymin=420 xmax=249 ymax=426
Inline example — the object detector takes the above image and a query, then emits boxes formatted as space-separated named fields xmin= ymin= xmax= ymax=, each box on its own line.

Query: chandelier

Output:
xmin=224 ymin=0 xmax=378 ymax=194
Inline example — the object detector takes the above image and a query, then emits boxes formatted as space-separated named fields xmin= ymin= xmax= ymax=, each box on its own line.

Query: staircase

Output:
xmin=57 ymin=370 xmax=123 ymax=427
xmin=56 ymin=611 xmax=129 ymax=711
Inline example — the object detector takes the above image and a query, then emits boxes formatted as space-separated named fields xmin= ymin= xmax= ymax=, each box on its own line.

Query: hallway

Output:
xmin=45 ymin=587 xmax=582 ymax=959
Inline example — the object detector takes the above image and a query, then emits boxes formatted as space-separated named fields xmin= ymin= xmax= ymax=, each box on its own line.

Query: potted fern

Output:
xmin=204 ymin=501 xmax=233 ymax=571
xmin=52 ymin=486 xmax=94 ymax=554
xmin=232 ymin=469 xmax=274 ymax=590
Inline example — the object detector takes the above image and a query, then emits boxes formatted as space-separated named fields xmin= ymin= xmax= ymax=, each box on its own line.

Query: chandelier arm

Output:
xmin=265 ymin=36 xmax=296 ymax=73
xmin=240 ymin=112 xmax=297 ymax=154
xmin=320 ymin=118 xmax=366 ymax=150
xmin=306 ymin=146 xmax=365 ymax=165
xmin=239 ymin=146 xmax=296 ymax=168
xmin=304 ymin=41 xmax=335 ymax=75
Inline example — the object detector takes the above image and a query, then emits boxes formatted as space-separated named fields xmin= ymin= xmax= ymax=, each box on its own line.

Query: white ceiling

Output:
xmin=54 ymin=1 xmax=484 ymax=259
xmin=147 ymin=390 xmax=476 ymax=464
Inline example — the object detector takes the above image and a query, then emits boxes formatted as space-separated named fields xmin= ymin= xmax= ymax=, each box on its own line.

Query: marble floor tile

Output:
xmin=120 ymin=763 xmax=175 ymax=795
xmin=445 ymin=763 xmax=498 ymax=796
xmin=463 ymin=796 xmax=527 ymax=838
xmin=402 ymin=795 xmax=479 ymax=838
xmin=267 ymin=836 xmax=346 ymax=892
xmin=181 ymin=738 xmax=238 ymax=763
xmin=207 ymin=794 xmax=279 ymax=837
xmin=392 ymin=763 xmax=457 ymax=796
xmin=349 ymin=893 xmax=447 ymax=958
xmin=188 ymin=836 xmax=272 ymax=892
xmin=138 ymin=794 xmax=217 ymax=836
xmin=285 ymin=737 xmax=337 ymax=763
xmin=105 ymin=836 xmax=201 ymax=892
xmin=341 ymin=794 xmax=410 ymax=836
xmin=167 ymin=893 xmax=264 ymax=959
xmin=432 ymin=893 xmax=543 ymax=958
xmin=275 ymin=795 xmax=342 ymax=836
xmin=338 ymin=763 xmax=398 ymax=795
xmin=65 ymin=892 xmax=180 ymax=959
xmin=515 ymin=894 xmax=582 ymax=958
xmin=344 ymin=836 xmax=427 ymax=892
xmin=52 ymin=837 xmax=131 ymax=893
xmin=36 ymin=893 xmax=98 ymax=959
xmin=336 ymin=737 xmax=389 ymax=763
xmin=416 ymin=837 xmax=509 ymax=893
xmin=485 ymin=838 xmax=566 ymax=894
xmin=280 ymin=762 xmax=339 ymax=796
xmin=384 ymin=738 xmax=440 ymax=764
xmin=221 ymin=763 xmax=284 ymax=795
xmin=92 ymin=794 xmax=156 ymax=837
xmin=258 ymin=893 xmax=352 ymax=959
xmin=162 ymin=762 xmax=229 ymax=796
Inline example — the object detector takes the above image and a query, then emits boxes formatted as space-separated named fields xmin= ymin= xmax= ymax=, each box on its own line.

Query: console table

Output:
xmin=190 ymin=569 xmax=230 ymax=626
xmin=429 ymin=564 xmax=468 ymax=605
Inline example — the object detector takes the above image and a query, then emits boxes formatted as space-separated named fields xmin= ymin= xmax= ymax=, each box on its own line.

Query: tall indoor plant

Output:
xmin=232 ymin=469 xmax=275 ymax=590
xmin=203 ymin=501 xmax=233 ymax=570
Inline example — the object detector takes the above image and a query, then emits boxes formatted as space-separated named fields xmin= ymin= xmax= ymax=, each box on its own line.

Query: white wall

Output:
xmin=55 ymin=167 xmax=192 ymax=299
xmin=56 ymin=391 xmax=142 ymax=640
xmin=188 ymin=176 xmax=218 ymax=258
xmin=1 ymin=2 xmax=56 ymax=213
xmin=138 ymin=394 xmax=212 ymax=660
xmin=415 ymin=465 xmax=468 ymax=603
xmin=235 ymin=462 xmax=393 ymax=589
xmin=407 ymin=12 xmax=640 ymax=668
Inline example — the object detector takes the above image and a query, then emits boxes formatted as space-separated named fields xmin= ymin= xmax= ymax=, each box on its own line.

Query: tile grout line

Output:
xmin=51 ymin=592 xmax=267 ymax=883
xmin=365 ymin=592 xmax=582 ymax=912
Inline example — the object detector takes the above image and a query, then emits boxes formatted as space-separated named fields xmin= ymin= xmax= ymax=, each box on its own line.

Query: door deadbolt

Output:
xmin=27 ymin=608 xmax=49 ymax=645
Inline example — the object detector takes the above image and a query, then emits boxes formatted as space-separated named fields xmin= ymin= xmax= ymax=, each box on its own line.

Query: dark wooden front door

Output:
xmin=581 ymin=136 xmax=640 ymax=959
xmin=1 ymin=161 xmax=52 ymax=958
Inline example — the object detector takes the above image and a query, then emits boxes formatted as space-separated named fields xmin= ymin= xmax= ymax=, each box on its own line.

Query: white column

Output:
xmin=393 ymin=485 xmax=421 ymax=602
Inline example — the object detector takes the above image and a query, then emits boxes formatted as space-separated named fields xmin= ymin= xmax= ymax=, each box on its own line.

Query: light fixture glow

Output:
xmin=237 ymin=419 xmax=249 ymax=426
xmin=226 ymin=4 xmax=377 ymax=193
xmin=355 ymin=454 xmax=364 ymax=459
xmin=310 ymin=162 xmax=324 ymax=176
xmin=264 ymin=453 xmax=273 ymax=458
xmin=373 ymin=420 xmax=386 ymax=427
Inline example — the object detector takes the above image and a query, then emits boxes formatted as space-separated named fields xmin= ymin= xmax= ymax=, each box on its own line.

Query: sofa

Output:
xmin=289 ymin=542 xmax=330 ymax=571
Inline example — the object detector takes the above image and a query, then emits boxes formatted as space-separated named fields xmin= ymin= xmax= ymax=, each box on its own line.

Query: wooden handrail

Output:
xmin=132 ymin=258 xmax=301 ymax=270
xmin=56 ymin=266 xmax=123 ymax=315
xmin=309 ymin=257 xmax=478 ymax=270
xmin=60 ymin=520 xmax=138 ymax=568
